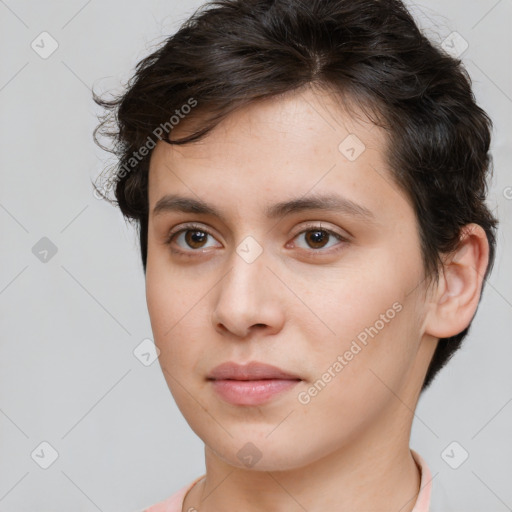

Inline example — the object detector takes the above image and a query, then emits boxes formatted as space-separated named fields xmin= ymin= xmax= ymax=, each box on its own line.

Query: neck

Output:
xmin=183 ymin=402 xmax=421 ymax=512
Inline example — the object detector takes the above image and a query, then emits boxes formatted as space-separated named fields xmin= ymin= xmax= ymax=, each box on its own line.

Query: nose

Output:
xmin=211 ymin=249 xmax=285 ymax=339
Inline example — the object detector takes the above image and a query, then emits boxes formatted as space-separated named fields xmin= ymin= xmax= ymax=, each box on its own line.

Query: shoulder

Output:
xmin=412 ymin=450 xmax=458 ymax=512
xmin=411 ymin=449 xmax=433 ymax=512
xmin=139 ymin=475 xmax=206 ymax=512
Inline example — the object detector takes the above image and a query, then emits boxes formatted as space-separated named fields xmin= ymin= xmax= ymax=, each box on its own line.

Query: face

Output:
xmin=146 ymin=86 xmax=433 ymax=472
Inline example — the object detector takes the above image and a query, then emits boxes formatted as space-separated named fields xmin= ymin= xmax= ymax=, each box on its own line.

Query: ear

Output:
xmin=424 ymin=223 xmax=490 ymax=339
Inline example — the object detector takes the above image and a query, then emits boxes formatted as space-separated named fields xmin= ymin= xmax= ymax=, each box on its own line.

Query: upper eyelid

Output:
xmin=166 ymin=223 xmax=221 ymax=244
xmin=290 ymin=221 xmax=349 ymax=239
xmin=168 ymin=222 xmax=347 ymax=239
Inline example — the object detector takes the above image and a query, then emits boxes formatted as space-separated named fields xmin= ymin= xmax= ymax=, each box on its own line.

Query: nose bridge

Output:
xmin=212 ymin=238 xmax=283 ymax=337
xmin=221 ymin=241 xmax=268 ymax=308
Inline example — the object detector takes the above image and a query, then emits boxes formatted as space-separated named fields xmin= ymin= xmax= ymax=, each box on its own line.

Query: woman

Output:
xmin=93 ymin=1 xmax=498 ymax=510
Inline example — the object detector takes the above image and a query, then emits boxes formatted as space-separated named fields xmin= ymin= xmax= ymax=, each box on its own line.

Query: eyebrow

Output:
xmin=152 ymin=192 xmax=376 ymax=222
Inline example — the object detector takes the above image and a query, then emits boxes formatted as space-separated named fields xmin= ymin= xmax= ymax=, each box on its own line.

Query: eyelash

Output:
xmin=164 ymin=222 xmax=348 ymax=257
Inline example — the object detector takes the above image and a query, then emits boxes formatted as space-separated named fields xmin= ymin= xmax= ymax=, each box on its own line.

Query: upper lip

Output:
xmin=207 ymin=361 xmax=302 ymax=381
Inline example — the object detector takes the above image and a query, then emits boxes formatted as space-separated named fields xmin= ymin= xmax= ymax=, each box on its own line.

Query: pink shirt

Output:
xmin=143 ymin=449 xmax=432 ymax=512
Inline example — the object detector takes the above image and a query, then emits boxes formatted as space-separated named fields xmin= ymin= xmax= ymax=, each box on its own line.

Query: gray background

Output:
xmin=0 ymin=1 xmax=510 ymax=510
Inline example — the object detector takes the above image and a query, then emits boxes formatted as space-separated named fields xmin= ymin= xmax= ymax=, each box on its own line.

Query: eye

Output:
xmin=290 ymin=225 xmax=347 ymax=252
xmin=164 ymin=222 xmax=348 ymax=257
xmin=165 ymin=223 xmax=222 ymax=253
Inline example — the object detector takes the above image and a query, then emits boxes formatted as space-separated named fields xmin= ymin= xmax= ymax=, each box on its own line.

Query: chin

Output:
xmin=207 ymin=434 xmax=321 ymax=472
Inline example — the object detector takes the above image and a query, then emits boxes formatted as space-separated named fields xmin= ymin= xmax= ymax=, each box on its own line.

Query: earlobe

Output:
xmin=424 ymin=223 xmax=490 ymax=339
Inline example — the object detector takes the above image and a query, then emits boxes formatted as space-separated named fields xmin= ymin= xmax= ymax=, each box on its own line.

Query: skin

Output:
xmin=145 ymin=85 xmax=489 ymax=512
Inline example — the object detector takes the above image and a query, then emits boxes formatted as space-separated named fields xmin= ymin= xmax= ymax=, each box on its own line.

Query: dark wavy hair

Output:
xmin=93 ymin=0 xmax=498 ymax=392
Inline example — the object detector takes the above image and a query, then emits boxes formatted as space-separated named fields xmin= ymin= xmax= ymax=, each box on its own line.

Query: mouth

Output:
xmin=207 ymin=360 xmax=302 ymax=380
xmin=207 ymin=361 xmax=302 ymax=406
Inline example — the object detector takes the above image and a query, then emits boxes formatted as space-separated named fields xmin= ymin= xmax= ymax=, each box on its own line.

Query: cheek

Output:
xmin=293 ymin=299 xmax=420 ymax=446
xmin=145 ymin=257 xmax=201 ymax=371
xmin=146 ymin=269 xmax=208 ymax=416
xmin=295 ymin=257 xmax=423 ymax=398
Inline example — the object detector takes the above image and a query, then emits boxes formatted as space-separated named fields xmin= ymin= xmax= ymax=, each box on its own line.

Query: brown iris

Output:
xmin=185 ymin=230 xmax=208 ymax=249
xmin=305 ymin=230 xmax=330 ymax=249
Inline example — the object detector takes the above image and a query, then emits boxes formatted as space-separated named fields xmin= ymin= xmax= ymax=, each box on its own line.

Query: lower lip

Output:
xmin=210 ymin=379 xmax=300 ymax=405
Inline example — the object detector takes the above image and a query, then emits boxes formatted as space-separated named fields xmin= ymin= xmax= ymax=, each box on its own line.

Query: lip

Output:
xmin=207 ymin=361 xmax=301 ymax=380
xmin=207 ymin=361 xmax=302 ymax=406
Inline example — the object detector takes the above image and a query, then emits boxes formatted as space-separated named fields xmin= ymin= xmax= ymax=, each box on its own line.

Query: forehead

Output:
xmin=147 ymin=87 xmax=409 ymax=222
